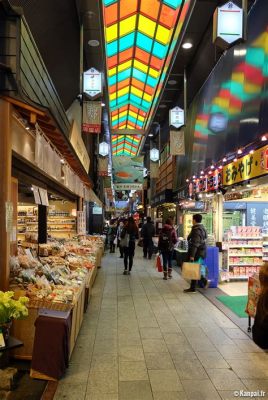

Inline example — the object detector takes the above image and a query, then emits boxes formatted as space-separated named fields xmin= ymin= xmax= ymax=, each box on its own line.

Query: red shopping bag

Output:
xmin=156 ymin=254 xmax=163 ymax=272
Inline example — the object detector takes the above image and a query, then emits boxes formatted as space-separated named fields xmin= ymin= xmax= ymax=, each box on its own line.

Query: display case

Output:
xmin=222 ymin=226 xmax=263 ymax=281
xmin=17 ymin=205 xmax=38 ymax=243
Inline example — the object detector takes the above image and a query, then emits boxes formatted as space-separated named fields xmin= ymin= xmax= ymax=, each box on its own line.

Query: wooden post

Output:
xmin=0 ymin=99 xmax=12 ymax=290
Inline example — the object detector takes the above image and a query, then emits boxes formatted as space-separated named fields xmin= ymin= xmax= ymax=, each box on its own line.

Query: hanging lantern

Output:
xmin=99 ymin=141 xmax=109 ymax=156
xmin=150 ymin=148 xmax=159 ymax=162
xmin=213 ymin=1 xmax=245 ymax=49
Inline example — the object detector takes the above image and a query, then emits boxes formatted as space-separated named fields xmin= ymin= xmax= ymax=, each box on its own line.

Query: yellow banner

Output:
xmin=223 ymin=145 xmax=268 ymax=185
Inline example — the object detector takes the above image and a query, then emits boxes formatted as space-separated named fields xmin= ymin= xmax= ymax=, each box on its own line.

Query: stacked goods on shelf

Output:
xmin=263 ymin=231 xmax=268 ymax=262
xmin=47 ymin=211 xmax=77 ymax=238
xmin=222 ymin=226 xmax=263 ymax=281
xmin=17 ymin=206 xmax=38 ymax=243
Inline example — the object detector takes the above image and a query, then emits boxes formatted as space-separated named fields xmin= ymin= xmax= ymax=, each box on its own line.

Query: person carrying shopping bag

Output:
xmin=158 ymin=218 xmax=178 ymax=280
xmin=184 ymin=214 xmax=208 ymax=293
xmin=116 ymin=220 xmax=125 ymax=258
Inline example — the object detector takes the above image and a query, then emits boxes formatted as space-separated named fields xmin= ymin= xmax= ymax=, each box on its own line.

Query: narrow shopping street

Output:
xmin=55 ymin=249 xmax=268 ymax=400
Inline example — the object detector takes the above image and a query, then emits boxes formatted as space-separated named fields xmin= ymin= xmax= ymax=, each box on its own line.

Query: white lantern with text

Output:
xmin=99 ymin=142 xmax=109 ymax=156
xmin=150 ymin=148 xmax=159 ymax=162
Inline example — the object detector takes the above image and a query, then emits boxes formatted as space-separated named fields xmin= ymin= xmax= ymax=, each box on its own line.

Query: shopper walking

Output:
xmin=116 ymin=220 xmax=124 ymax=258
xmin=141 ymin=217 xmax=155 ymax=259
xmin=184 ymin=214 xmax=208 ymax=293
xmin=158 ymin=218 xmax=178 ymax=280
xmin=108 ymin=220 xmax=117 ymax=253
xmin=252 ymin=263 xmax=268 ymax=349
xmin=120 ymin=216 xmax=139 ymax=275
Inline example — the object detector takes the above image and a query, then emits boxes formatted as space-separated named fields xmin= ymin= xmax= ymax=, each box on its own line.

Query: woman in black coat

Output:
xmin=252 ymin=263 xmax=268 ymax=350
xmin=120 ymin=217 xmax=139 ymax=275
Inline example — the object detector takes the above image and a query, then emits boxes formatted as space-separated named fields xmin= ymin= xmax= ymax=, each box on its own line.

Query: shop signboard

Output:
xmin=169 ymin=107 xmax=185 ymax=129
xmin=246 ymin=202 xmax=268 ymax=229
xmin=82 ymin=101 xmax=102 ymax=134
xmin=77 ymin=211 xmax=86 ymax=235
xmin=93 ymin=206 xmax=102 ymax=215
xmin=213 ymin=2 xmax=244 ymax=49
xmin=83 ymin=68 xmax=102 ymax=99
xmin=192 ymin=170 xmax=222 ymax=193
xmin=223 ymin=145 xmax=268 ymax=185
xmin=103 ymin=176 xmax=112 ymax=188
xmin=114 ymin=183 xmax=143 ymax=191
xmin=113 ymin=156 xmax=144 ymax=184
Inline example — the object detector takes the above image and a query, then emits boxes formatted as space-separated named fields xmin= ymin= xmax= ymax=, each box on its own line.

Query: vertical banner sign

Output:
xmin=82 ymin=101 xmax=102 ymax=134
xmin=169 ymin=107 xmax=185 ymax=129
xmin=150 ymin=161 xmax=159 ymax=179
xmin=98 ymin=157 xmax=109 ymax=176
xmin=83 ymin=68 xmax=102 ymax=99
xmin=213 ymin=1 xmax=244 ymax=49
xmin=77 ymin=211 xmax=86 ymax=235
xmin=170 ymin=130 xmax=185 ymax=156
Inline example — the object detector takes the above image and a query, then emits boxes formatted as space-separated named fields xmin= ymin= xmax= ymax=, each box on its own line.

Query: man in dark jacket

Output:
xmin=184 ymin=214 xmax=208 ymax=293
xmin=141 ymin=217 xmax=156 ymax=259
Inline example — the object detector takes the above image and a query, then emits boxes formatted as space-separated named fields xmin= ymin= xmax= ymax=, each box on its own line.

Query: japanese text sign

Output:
xmin=223 ymin=145 xmax=268 ymax=185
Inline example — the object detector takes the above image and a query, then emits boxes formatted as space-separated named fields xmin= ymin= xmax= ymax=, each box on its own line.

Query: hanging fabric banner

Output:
xmin=170 ymin=130 xmax=185 ymax=156
xmin=82 ymin=101 xmax=102 ymax=133
xmin=150 ymin=161 xmax=159 ymax=179
xmin=103 ymin=176 xmax=112 ymax=188
xmin=98 ymin=157 xmax=109 ymax=176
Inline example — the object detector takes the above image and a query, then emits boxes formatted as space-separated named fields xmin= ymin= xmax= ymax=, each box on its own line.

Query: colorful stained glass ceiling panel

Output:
xmin=102 ymin=0 xmax=192 ymax=156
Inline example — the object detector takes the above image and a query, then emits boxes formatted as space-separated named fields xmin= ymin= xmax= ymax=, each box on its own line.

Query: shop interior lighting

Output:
xmin=237 ymin=148 xmax=242 ymax=154
xmin=219 ymin=165 xmax=223 ymax=169
xmin=198 ymin=194 xmax=203 ymax=198
xmin=192 ymin=175 xmax=196 ymax=179
xmin=182 ymin=42 xmax=193 ymax=49
xmin=249 ymin=149 xmax=254 ymax=154
xmin=101 ymin=103 xmax=105 ymax=107
xmin=200 ymin=170 xmax=204 ymax=174
xmin=246 ymin=180 xmax=251 ymax=187
xmin=261 ymin=135 xmax=267 ymax=141
xmin=231 ymin=187 xmax=236 ymax=192
xmin=210 ymin=165 xmax=215 ymax=169
xmin=60 ymin=159 xmax=65 ymax=164
xmin=26 ymin=126 xmax=30 ymax=130
xmin=223 ymin=157 xmax=227 ymax=162
xmin=186 ymin=179 xmax=189 ymax=182
xmin=234 ymin=157 xmax=237 ymax=162
xmin=168 ymin=80 xmax=177 ymax=85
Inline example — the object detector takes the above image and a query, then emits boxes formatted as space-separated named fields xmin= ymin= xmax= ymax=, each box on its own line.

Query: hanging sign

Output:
xmin=83 ymin=68 xmax=102 ymax=99
xmin=223 ymin=145 xmax=268 ymax=185
xmin=82 ymin=101 xmax=102 ymax=134
xmin=77 ymin=211 xmax=86 ymax=235
xmin=98 ymin=157 xmax=109 ymax=177
xmin=150 ymin=161 xmax=159 ymax=179
xmin=213 ymin=2 xmax=244 ymax=49
xmin=169 ymin=107 xmax=185 ymax=129
xmin=70 ymin=120 xmax=90 ymax=172
xmin=170 ymin=130 xmax=185 ymax=155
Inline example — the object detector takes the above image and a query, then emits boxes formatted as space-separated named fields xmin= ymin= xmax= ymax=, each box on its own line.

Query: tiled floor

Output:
xmin=54 ymin=249 xmax=268 ymax=400
xmin=219 ymin=281 xmax=248 ymax=296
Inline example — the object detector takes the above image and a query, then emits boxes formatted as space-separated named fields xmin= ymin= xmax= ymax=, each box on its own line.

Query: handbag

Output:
xmin=156 ymin=254 xmax=163 ymax=272
xmin=113 ymin=237 xmax=118 ymax=245
xmin=137 ymin=238 xmax=143 ymax=247
xmin=120 ymin=233 xmax=129 ymax=247
xmin=182 ymin=261 xmax=201 ymax=280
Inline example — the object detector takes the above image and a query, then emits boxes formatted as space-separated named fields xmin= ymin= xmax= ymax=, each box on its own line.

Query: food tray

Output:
xmin=28 ymin=298 xmax=73 ymax=311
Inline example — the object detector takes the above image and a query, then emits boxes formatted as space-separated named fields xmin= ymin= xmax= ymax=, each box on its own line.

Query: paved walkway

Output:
xmin=55 ymin=248 xmax=268 ymax=400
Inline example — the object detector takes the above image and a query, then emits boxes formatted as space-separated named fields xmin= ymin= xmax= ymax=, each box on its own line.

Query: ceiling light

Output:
xmin=159 ymin=104 xmax=167 ymax=109
xmin=246 ymin=180 xmax=251 ymax=188
xmin=237 ymin=149 xmax=242 ymax=154
xmin=101 ymin=103 xmax=105 ymax=107
xmin=234 ymin=157 xmax=237 ymax=162
xmin=261 ymin=135 xmax=267 ymax=141
xmin=148 ymin=133 xmax=154 ymax=137
xmin=88 ymin=39 xmax=100 ymax=47
xmin=182 ymin=42 xmax=193 ymax=49
xmin=60 ymin=159 xmax=65 ymax=164
xmin=186 ymin=179 xmax=189 ymax=183
xmin=223 ymin=157 xmax=227 ymax=162
xmin=210 ymin=165 xmax=215 ymax=169
xmin=219 ymin=165 xmax=223 ymax=170
xmin=168 ymin=80 xmax=177 ymax=85
xmin=26 ymin=126 xmax=30 ymax=130
xmin=249 ymin=149 xmax=254 ymax=154
xmin=200 ymin=170 xmax=204 ymax=174
xmin=193 ymin=175 xmax=196 ymax=179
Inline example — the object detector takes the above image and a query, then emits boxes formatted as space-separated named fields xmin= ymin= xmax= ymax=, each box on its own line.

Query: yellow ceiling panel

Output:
xmin=129 ymin=110 xmax=138 ymax=119
xmin=118 ymin=86 xmax=130 ymax=98
xmin=118 ymin=60 xmax=132 ymax=72
xmin=143 ymin=92 xmax=152 ymax=103
xmin=134 ymin=59 xmax=148 ymax=74
xmin=131 ymin=86 xmax=143 ymax=98
xmin=119 ymin=15 xmax=137 ymax=37
xmin=106 ymin=24 xmax=118 ymax=43
xmin=108 ymin=67 xmax=117 ymax=77
xmin=138 ymin=14 xmax=156 ymax=38
xmin=148 ymin=67 xmax=159 ymax=79
xmin=155 ymin=25 xmax=171 ymax=45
